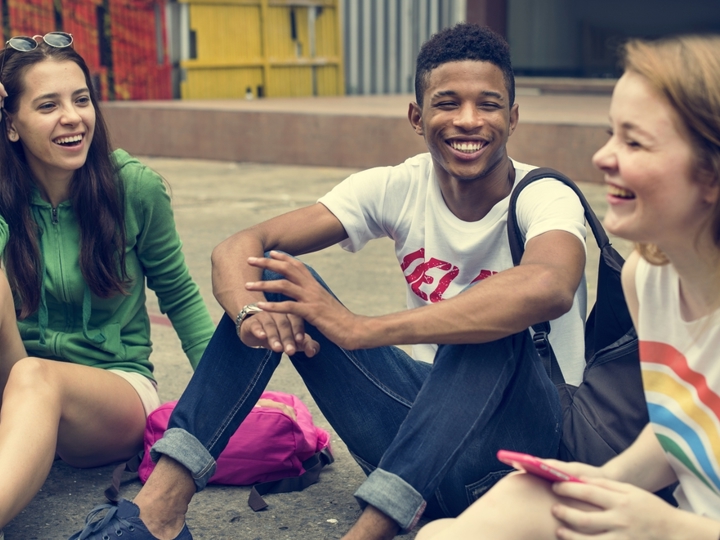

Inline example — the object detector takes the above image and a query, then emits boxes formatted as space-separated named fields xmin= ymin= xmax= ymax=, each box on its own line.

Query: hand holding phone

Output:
xmin=497 ymin=450 xmax=584 ymax=483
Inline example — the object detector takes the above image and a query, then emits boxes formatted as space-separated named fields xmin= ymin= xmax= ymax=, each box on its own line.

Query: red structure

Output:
xmin=1 ymin=0 xmax=171 ymax=100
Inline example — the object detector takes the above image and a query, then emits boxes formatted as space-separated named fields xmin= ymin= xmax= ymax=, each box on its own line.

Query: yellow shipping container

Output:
xmin=179 ymin=0 xmax=343 ymax=99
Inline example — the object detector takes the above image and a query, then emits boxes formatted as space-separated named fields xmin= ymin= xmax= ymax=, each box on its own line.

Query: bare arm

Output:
xmin=211 ymin=202 xmax=347 ymax=319
xmin=601 ymin=423 xmax=678 ymax=491
xmin=248 ymin=228 xmax=585 ymax=350
xmin=211 ymin=203 xmax=347 ymax=356
xmin=355 ymin=228 xmax=585 ymax=347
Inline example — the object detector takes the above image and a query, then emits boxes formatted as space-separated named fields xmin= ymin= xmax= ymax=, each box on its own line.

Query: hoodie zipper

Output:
xmin=49 ymin=205 xmax=72 ymax=337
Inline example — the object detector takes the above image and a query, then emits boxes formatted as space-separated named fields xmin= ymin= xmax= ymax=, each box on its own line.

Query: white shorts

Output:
xmin=108 ymin=369 xmax=161 ymax=417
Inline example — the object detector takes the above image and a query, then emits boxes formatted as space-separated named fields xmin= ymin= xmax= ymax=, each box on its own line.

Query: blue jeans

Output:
xmin=152 ymin=266 xmax=561 ymax=531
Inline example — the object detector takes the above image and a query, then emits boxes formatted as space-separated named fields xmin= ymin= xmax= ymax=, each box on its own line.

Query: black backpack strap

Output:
xmin=506 ymin=167 xmax=608 ymax=386
xmin=507 ymin=167 xmax=611 ymax=263
xmin=529 ymin=320 xmax=561 ymax=385
xmin=248 ymin=446 xmax=334 ymax=511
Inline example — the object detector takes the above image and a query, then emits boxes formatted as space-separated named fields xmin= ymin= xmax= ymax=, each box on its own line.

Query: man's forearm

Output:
xmin=211 ymin=231 xmax=267 ymax=319
xmin=242 ymin=228 xmax=583 ymax=352
xmin=211 ymin=204 xmax=349 ymax=322
xmin=348 ymin=261 xmax=577 ymax=350
xmin=344 ymin=230 xmax=585 ymax=350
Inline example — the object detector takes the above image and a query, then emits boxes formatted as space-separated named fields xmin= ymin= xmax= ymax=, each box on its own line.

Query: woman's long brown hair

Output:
xmin=0 ymin=42 xmax=128 ymax=318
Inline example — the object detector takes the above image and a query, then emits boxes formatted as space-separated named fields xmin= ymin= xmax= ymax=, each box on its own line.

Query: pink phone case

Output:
xmin=497 ymin=450 xmax=584 ymax=483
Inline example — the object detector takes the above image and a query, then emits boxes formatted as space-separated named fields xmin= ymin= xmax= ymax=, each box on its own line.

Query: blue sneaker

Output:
xmin=68 ymin=499 xmax=192 ymax=539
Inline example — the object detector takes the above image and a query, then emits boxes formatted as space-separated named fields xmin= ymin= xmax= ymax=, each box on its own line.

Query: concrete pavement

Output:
xmin=5 ymin=157 xmax=633 ymax=539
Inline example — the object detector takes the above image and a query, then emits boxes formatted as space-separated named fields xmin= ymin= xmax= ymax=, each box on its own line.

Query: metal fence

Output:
xmin=0 ymin=0 xmax=171 ymax=100
xmin=342 ymin=0 xmax=465 ymax=95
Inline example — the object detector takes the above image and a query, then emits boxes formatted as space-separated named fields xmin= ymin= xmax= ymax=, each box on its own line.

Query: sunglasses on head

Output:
xmin=0 ymin=32 xmax=73 ymax=85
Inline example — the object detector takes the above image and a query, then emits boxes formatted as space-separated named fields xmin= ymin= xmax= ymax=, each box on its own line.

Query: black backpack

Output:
xmin=506 ymin=167 xmax=648 ymax=466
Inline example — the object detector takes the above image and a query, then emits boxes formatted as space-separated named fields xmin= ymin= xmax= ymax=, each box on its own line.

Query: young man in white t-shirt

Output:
xmin=71 ymin=24 xmax=587 ymax=540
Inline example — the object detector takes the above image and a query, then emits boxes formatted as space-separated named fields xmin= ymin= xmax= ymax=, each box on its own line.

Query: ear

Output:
xmin=5 ymin=113 xmax=19 ymax=142
xmin=508 ymin=103 xmax=519 ymax=136
xmin=408 ymin=102 xmax=424 ymax=137
xmin=696 ymin=163 xmax=720 ymax=205
xmin=703 ymin=181 xmax=719 ymax=206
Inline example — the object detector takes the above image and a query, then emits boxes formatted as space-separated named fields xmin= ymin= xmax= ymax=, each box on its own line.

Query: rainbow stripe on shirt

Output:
xmin=640 ymin=341 xmax=720 ymax=495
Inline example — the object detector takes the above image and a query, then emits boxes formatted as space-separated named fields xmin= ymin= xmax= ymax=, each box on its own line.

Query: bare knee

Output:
xmin=479 ymin=472 xmax=558 ymax=515
xmin=426 ymin=473 xmax=560 ymax=540
xmin=487 ymin=470 xmax=550 ymax=496
xmin=5 ymin=357 xmax=60 ymax=404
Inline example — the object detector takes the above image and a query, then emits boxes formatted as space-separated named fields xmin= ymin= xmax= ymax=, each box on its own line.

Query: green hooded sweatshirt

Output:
xmin=0 ymin=149 xmax=214 ymax=379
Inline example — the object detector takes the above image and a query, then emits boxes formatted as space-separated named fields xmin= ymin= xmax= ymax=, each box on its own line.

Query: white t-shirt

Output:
xmin=636 ymin=258 xmax=720 ymax=518
xmin=318 ymin=153 xmax=587 ymax=385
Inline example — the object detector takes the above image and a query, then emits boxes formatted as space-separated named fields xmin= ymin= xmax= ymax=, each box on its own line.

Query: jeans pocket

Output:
xmin=465 ymin=468 xmax=512 ymax=503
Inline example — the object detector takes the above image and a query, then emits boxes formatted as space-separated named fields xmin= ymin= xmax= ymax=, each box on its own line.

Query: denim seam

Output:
xmin=194 ymin=459 xmax=215 ymax=480
xmin=205 ymin=347 xmax=276 ymax=456
xmin=334 ymin=347 xmax=415 ymax=409
xmin=433 ymin=487 xmax=451 ymax=517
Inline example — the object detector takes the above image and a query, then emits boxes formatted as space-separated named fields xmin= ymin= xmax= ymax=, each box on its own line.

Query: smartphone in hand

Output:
xmin=497 ymin=450 xmax=584 ymax=483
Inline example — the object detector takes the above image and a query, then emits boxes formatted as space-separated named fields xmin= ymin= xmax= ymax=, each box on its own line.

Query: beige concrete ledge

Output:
xmin=101 ymin=93 xmax=610 ymax=184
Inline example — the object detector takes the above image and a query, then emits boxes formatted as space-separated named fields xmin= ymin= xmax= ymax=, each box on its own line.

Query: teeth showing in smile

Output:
xmin=450 ymin=141 xmax=483 ymax=153
xmin=608 ymin=184 xmax=636 ymax=199
xmin=54 ymin=134 xmax=82 ymax=146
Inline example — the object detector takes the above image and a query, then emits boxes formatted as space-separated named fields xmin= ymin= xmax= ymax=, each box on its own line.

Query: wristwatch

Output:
xmin=235 ymin=303 xmax=264 ymax=335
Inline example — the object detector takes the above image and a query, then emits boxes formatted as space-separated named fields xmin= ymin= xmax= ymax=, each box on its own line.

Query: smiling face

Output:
xmin=409 ymin=60 xmax=518 ymax=187
xmin=5 ymin=59 xmax=95 ymax=189
xmin=593 ymin=71 xmax=717 ymax=251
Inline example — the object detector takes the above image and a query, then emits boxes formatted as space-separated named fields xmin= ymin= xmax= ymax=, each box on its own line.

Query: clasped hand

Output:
xmin=239 ymin=251 xmax=365 ymax=355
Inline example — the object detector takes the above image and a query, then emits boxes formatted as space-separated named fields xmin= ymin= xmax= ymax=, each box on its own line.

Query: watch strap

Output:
xmin=235 ymin=303 xmax=264 ymax=335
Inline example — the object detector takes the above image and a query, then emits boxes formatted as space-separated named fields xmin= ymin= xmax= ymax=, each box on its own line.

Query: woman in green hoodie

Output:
xmin=0 ymin=34 xmax=215 ymax=529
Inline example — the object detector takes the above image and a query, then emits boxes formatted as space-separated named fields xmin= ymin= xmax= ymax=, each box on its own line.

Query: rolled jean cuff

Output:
xmin=150 ymin=427 xmax=217 ymax=492
xmin=354 ymin=468 xmax=427 ymax=533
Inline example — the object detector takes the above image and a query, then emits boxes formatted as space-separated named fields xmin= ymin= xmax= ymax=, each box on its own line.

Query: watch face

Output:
xmin=241 ymin=304 xmax=262 ymax=321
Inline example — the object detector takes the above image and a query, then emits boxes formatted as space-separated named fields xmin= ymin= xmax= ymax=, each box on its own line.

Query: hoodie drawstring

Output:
xmin=32 ymin=206 xmax=49 ymax=346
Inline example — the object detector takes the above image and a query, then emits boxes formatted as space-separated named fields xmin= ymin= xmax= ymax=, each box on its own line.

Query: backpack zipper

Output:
xmin=586 ymin=333 xmax=638 ymax=369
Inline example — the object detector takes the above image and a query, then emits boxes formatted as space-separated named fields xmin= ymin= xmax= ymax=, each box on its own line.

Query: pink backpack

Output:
xmin=108 ymin=391 xmax=333 ymax=511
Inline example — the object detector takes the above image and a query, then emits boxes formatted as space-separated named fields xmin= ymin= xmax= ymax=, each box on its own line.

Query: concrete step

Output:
xmin=102 ymin=91 xmax=612 ymax=185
